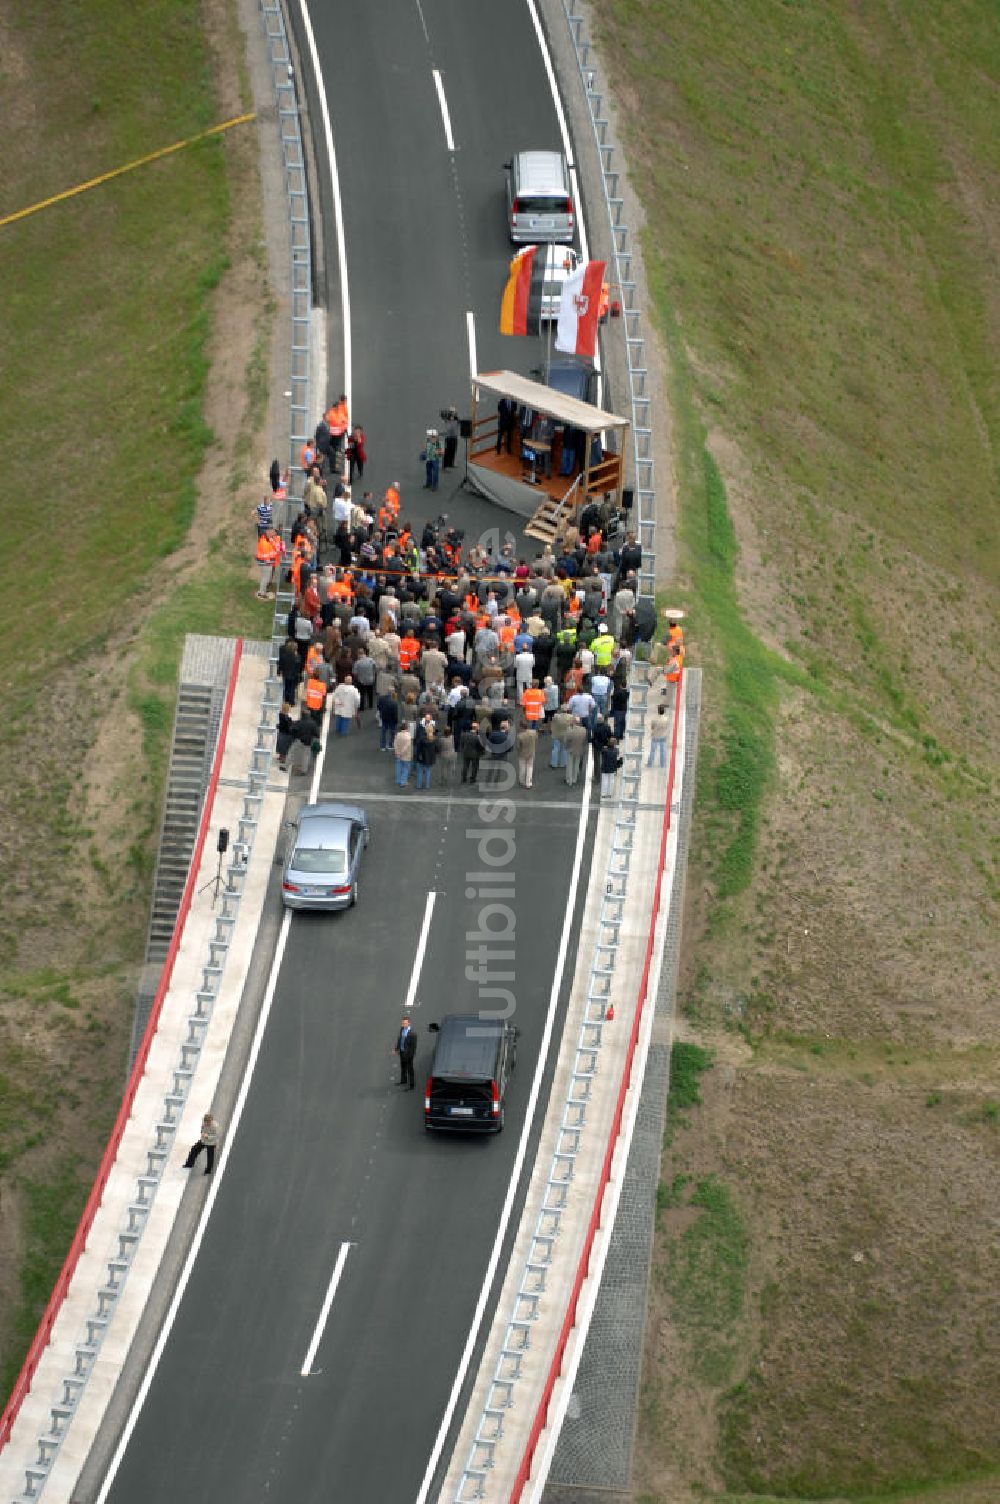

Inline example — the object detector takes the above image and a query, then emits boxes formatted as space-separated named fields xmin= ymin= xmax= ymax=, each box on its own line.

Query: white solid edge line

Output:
xmin=96 ymin=909 xmax=295 ymax=1504
xmin=403 ymin=891 xmax=437 ymax=1013
xmin=527 ymin=702 xmax=687 ymax=1501
xmin=300 ymin=1242 xmax=352 ymax=1375
xmin=466 ymin=310 xmax=478 ymax=379
xmin=432 ymin=68 xmax=456 ymax=152
xmin=414 ymin=755 xmax=594 ymax=1504
xmin=522 ymin=0 xmax=602 ymax=410
xmin=97 ymin=14 xmax=355 ymax=1491
xmin=523 ymin=0 xmax=590 ymax=264
xmin=300 ymin=0 xmax=351 ymax=407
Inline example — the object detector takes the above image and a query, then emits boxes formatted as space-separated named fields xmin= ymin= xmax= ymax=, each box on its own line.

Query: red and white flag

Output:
xmin=555 ymin=259 xmax=606 ymax=358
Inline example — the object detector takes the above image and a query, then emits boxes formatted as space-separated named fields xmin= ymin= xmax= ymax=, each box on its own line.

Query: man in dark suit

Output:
xmin=395 ymin=1015 xmax=417 ymax=1089
xmin=496 ymin=397 xmax=518 ymax=454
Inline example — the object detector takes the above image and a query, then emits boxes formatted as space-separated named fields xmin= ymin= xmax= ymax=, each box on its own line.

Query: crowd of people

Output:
xmin=257 ymin=399 xmax=684 ymax=797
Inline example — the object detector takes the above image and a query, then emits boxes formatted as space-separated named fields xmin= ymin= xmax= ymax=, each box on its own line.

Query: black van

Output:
xmin=424 ymin=1015 xmax=517 ymax=1134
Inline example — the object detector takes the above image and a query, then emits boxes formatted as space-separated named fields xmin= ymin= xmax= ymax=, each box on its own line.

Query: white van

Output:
xmin=505 ymin=150 xmax=575 ymax=244
xmin=540 ymin=245 xmax=580 ymax=319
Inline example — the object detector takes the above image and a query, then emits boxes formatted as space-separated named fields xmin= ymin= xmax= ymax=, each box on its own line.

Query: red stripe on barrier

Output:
xmin=0 ymin=640 xmax=245 ymax=1450
xmin=509 ymin=667 xmax=683 ymax=1502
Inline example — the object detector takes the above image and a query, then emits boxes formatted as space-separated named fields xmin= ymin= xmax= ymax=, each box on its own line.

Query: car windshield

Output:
xmin=517 ymin=195 xmax=564 ymax=214
xmin=292 ymin=848 xmax=347 ymax=874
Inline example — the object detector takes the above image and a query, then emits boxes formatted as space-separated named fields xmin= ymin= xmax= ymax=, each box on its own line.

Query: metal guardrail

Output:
xmin=454 ymin=662 xmax=657 ymax=1502
xmin=5 ymin=645 xmax=249 ymax=1502
xmin=3 ymin=5 xmax=306 ymax=1491
xmin=261 ymin=0 xmax=311 ymax=500
xmin=259 ymin=0 xmax=315 ymax=681
xmin=452 ymin=3 xmax=667 ymax=1495
xmin=564 ymin=0 xmax=658 ymax=604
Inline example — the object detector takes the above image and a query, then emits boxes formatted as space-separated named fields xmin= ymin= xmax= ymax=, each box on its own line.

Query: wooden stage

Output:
xmin=471 ymin=439 xmax=579 ymax=507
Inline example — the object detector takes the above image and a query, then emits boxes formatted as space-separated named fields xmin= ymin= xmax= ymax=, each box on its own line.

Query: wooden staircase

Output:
xmin=525 ymin=477 xmax=581 ymax=543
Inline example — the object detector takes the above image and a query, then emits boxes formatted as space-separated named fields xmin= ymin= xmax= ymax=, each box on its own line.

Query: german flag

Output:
xmin=499 ymin=245 xmax=544 ymax=336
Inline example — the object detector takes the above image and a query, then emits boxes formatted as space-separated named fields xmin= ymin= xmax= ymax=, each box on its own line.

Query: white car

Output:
xmin=539 ymin=245 xmax=580 ymax=321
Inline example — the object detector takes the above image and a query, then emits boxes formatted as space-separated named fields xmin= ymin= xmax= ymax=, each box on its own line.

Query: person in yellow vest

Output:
xmin=304 ymin=642 xmax=324 ymax=678
xmin=665 ymin=644 xmax=684 ymax=684
xmin=592 ymin=623 xmax=616 ymax=669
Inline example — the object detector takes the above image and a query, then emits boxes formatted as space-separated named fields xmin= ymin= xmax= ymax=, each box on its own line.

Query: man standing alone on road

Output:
xmin=424 ymin=428 xmax=444 ymax=491
xmin=395 ymin=1015 xmax=417 ymax=1089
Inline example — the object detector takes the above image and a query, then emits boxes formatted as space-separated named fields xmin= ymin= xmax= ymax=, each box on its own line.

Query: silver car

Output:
xmin=505 ymin=150 xmax=575 ymax=244
xmin=281 ymin=802 xmax=369 ymax=911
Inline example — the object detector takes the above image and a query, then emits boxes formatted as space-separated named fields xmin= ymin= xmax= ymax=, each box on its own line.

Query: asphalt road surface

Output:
xmin=107 ymin=744 xmax=594 ymax=1503
xmin=307 ymin=0 xmax=579 ymax=550
xmin=103 ymin=4 xmax=598 ymax=1500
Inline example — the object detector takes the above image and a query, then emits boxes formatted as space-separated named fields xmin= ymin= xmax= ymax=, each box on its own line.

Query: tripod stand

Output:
xmin=198 ymin=828 xmax=230 ymax=908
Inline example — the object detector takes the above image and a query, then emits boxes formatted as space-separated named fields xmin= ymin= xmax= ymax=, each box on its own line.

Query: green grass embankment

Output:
xmin=0 ymin=0 xmax=268 ymax=1398
xmin=597 ymin=0 xmax=999 ymax=1497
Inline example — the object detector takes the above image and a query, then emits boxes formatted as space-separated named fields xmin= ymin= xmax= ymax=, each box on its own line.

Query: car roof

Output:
xmin=433 ymin=1015 xmax=505 ymax=1079
xmin=298 ymin=802 xmax=367 ymax=824
xmin=547 ymin=361 xmax=590 ymax=403
xmin=541 ymin=245 xmax=577 ymax=272
xmin=513 ymin=150 xmax=567 ymax=191
xmin=292 ymin=818 xmax=351 ymax=854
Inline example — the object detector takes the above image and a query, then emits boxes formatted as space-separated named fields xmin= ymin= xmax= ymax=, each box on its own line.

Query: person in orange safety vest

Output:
xmin=521 ymin=682 xmax=545 ymax=726
xmin=326 ymin=395 xmax=349 ymax=441
xmin=255 ymin=529 xmax=282 ymax=598
xmin=398 ymin=633 xmax=421 ymax=672
xmin=304 ymin=675 xmax=327 ymax=714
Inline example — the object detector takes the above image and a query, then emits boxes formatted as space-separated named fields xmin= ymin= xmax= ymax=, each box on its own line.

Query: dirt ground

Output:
xmin=632 ymin=492 xmax=999 ymax=1504
xmin=601 ymin=0 xmax=1000 ymax=1487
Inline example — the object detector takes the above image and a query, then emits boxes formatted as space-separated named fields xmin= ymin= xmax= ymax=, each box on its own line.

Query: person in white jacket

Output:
xmin=332 ymin=676 xmax=361 ymax=736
